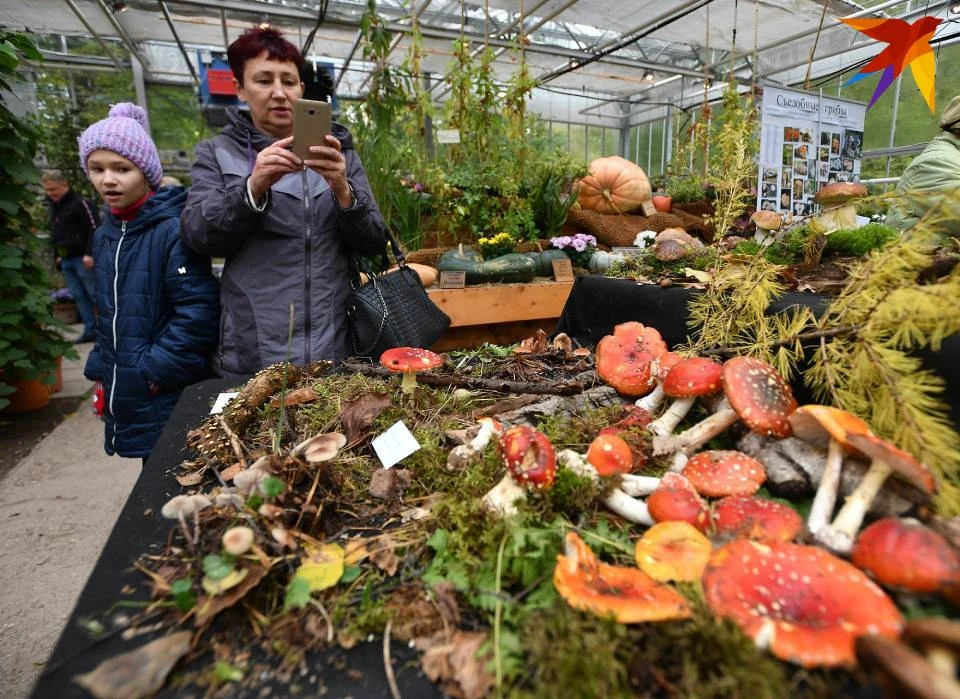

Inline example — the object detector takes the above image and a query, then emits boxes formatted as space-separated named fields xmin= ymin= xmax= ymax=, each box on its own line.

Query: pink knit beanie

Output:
xmin=78 ymin=103 xmax=163 ymax=191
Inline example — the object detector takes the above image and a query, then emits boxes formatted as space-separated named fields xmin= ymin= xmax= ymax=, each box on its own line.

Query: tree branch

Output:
xmin=702 ymin=324 xmax=860 ymax=357
xmin=340 ymin=360 xmax=584 ymax=395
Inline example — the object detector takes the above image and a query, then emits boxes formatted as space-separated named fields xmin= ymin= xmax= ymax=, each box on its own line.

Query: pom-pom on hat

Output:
xmin=78 ymin=103 xmax=162 ymax=190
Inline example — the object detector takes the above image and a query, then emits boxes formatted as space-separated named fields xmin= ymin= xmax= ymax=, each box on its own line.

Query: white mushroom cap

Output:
xmin=161 ymin=494 xmax=212 ymax=519
xmin=222 ymin=526 xmax=255 ymax=556
xmin=291 ymin=431 xmax=348 ymax=463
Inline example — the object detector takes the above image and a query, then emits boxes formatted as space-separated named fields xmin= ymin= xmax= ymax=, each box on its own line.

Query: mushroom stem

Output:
xmin=400 ymin=371 xmax=418 ymax=394
xmin=482 ymin=474 xmax=527 ymax=518
xmin=557 ymin=449 xmax=654 ymax=525
xmin=446 ymin=419 xmax=500 ymax=471
xmin=817 ymin=460 xmax=893 ymax=554
xmin=652 ymin=399 xmax=739 ymax=456
xmin=635 ymin=384 xmax=665 ymax=413
xmin=619 ymin=474 xmax=663 ymax=497
xmin=178 ymin=512 xmax=196 ymax=548
xmin=753 ymin=228 xmax=774 ymax=246
xmin=807 ymin=438 xmax=845 ymax=536
xmin=649 ymin=397 xmax=695 ymax=437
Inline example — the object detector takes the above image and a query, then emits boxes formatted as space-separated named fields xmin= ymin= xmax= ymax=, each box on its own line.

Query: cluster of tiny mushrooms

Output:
xmin=161 ymin=325 xmax=959 ymax=678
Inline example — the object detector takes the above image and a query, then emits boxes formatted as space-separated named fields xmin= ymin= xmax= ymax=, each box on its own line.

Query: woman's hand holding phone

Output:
xmin=303 ymin=135 xmax=352 ymax=208
xmin=248 ymin=136 xmax=300 ymax=201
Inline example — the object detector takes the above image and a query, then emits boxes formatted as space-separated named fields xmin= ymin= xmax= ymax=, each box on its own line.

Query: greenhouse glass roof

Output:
xmin=2 ymin=0 xmax=958 ymax=125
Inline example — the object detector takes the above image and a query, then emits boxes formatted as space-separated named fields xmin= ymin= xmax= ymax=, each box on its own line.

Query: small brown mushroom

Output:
xmin=750 ymin=211 xmax=783 ymax=246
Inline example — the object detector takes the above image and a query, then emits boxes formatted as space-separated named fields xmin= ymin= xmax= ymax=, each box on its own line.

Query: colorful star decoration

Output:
xmin=841 ymin=15 xmax=942 ymax=113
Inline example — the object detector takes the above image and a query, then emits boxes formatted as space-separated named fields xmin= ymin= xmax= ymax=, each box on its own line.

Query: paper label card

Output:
xmin=210 ymin=392 xmax=239 ymax=415
xmin=552 ymin=258 xmax=574 ymax=282
xmin=439 ymin=270 xmax=466 ymax=288
xmin=612 ymin=246 xmax=645 ymax=257
xmin=372 ymin=421 xmax=421 ymax=469
xmin=436 ymin=129 xmax=461 ymax=144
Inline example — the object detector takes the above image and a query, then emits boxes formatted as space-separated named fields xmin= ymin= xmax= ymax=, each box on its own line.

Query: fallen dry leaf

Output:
xmin=268 ymin=386 xmax=319 ymax=408
xmin=369 ymin=468 xmax=412 ymax=500
xmin=72 ymin=631 xmax=192 ymax=699
xmin=175 ymin=472 xmax=204 ymax=487
xmin=341 ymin=392 xmax=392 ymax=442
xmin=420 ymin=630 xmax=494 ymax=699
xmin=370 ymin=534 xmax=400 ymax=576
xmin=194 ymin=564 xmax=268 ymax=627
xmin=219 ymin=462 xmax=244 ymax=481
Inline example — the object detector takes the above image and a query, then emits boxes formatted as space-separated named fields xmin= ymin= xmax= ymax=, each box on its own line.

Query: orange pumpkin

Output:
xmin=575 ymin=156 xmax=652 ymax=215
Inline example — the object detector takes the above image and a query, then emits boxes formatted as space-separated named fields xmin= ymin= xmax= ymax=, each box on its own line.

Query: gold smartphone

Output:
xmin=292 ymin=98 xmax=332 ymax=162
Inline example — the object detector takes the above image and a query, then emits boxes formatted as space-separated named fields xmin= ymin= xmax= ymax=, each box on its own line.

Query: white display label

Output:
xmin=210 ymin=392 xmax=239 ymax=415
xmin=372 ymin=420 xmax=421 ymax=469
xmin=436 ymin=129 xmax=461 ymax=144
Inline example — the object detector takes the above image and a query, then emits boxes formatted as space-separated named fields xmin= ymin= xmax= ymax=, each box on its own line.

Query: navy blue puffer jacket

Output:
xmin=84 ymin=187 xmax=220 ymax=458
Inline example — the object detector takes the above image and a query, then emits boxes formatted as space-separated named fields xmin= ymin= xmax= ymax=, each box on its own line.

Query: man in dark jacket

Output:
xmin=42 ymin=170 xmax=100 ymax=343
xmin=180 ymin=27 xmax=386 ymax=375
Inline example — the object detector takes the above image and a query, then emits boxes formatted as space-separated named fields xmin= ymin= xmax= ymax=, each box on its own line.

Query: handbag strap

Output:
xmin=350 ymin=274 xmax=389 ymax=357
xmin=349 ymin=228 xmax=407 ymax=288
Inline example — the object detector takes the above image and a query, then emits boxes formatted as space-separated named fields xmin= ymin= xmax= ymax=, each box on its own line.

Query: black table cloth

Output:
xmin=31 ymin=377 xmax=441 ymax=698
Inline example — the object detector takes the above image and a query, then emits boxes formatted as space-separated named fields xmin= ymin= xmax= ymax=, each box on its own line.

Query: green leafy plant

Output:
xmin=170 ymin=579 xmax=196 ymax=612
xmin=0 ymin=31 xmax=76 ymax=409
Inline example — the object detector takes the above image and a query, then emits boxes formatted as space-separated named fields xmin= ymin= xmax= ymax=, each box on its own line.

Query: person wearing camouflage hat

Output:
xmin=886 ymin=94 xmax=960 ymax=235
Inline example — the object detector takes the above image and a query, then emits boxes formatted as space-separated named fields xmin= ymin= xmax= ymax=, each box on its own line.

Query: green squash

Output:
xmin=522 ymin=249 xmax=571 ymax=276
xmin=438 ymin=250 xmax=537 ymax=284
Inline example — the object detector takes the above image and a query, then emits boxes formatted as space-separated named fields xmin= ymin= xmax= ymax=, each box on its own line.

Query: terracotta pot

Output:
xmin=3 ymin=376 xmax=52 ymax=414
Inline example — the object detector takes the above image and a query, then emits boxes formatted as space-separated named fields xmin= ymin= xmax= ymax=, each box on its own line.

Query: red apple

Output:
xmin=652 ymin=194 xmax=672 ymax=213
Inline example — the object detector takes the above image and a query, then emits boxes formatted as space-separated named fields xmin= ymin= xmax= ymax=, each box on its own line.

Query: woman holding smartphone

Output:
xmin=180 ymin=26 xmax=386 ymax=375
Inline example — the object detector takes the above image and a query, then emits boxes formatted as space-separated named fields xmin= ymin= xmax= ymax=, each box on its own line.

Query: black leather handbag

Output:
xmin=345 ymin=230 xmax=451 ymax=359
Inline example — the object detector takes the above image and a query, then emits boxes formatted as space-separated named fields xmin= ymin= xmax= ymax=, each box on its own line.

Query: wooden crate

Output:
xmin=427 ymin=280 xmax=574 ymax=351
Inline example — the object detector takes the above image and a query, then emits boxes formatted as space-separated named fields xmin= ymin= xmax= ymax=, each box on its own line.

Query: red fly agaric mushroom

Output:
xmin=817 ymin=433 xmax=936 ymax=554
xmin=647 ymin=472 xmax=711 ymax=531
xmin=654 ymin=355 xmax=797 ymax=457
xmin=587 ymin=433 xmax=634 ymax=476
xmin=711 ymin=495 xmax=803 ymax=542
xmin=851 ymin=518 xmax=960 ymax=595
xmin=635 ymin=351 xmax=683 ymax=415
xmin=379 ymin=347 xmax=445 ymax=394
xmin=595 ymin=321 xmax=667 ymax=397
xmin=557 ymin=449 xmax=655 ymax=525
xmin=682 ymin=450 xmax=767 ymax=498
xmin=634 ymin=521 xmax=712 ymax=582
xmin=482 ymin=425 xmax=556 ymax=517
xmin=649 ymin=357 xmax=723 ymax=437
xmin=788 ymin=405 xmax=873 ymax=537
xmin=554 ymin=531 xmax=692 ymax=623
xmin=703 ymin=540 xmax=903 ymax=667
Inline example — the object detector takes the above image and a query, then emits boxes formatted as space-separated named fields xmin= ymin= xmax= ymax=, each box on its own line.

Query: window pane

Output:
xmin=650 ymin=120 xmax=665 ymax=175
xmin=569 ymin=124 xmax=586 ymax=159
xmin=587 ymin=125 xmax=604 ymax=161
xmin=603 ymin=127 xmax=620 ymax=156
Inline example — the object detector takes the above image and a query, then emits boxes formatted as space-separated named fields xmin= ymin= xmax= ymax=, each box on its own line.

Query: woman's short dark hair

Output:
xmin=228 ymin=27 xmax=303 ymax=84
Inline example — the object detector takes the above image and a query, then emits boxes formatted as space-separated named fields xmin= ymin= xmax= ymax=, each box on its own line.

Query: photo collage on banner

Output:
xmin=757 ymin=86 xmax=866 ymax=218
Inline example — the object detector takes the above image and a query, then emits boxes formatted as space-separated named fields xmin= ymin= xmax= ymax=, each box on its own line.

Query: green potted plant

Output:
xmin=0 ymin=31 xmax=76 ymax=412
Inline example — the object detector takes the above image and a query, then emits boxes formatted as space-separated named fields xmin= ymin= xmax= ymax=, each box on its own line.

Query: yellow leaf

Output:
xmin=683 ymin=267 xmax=713 ymax=283
xmin=294 ymin=542 xmax=345 ymax=592
xmin=201 ymin=568 xmax=249 ymax=596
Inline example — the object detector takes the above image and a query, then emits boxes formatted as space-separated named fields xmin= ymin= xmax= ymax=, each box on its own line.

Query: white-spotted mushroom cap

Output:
xmin=703 ymin=540 xmax=903 ymax=667
xmin=662 ymin=357 xmax=723 ymax=399
xmin=586 ymin=433 xmax=634 ymax=476
xmin=711 ymin=495 xmax=803 ymax=542
xmin=499 ymin=425 xmax=556 ymax=490
xmin=845 ymin=433 xmax=936 ymax=495
xmin=379 ymin=347 xmax=444 ymax=373
xmin=595 ymin=322 xmax=668 ymax=397
xmin=682 ymin=450 xmax=767 ymax=497
xmin=222 ymin=526 xmax=255 ymax=556
xmin=722 ymin=356 xmax=798 ymax=438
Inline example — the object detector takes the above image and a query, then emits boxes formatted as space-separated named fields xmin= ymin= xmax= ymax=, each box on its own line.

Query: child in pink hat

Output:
xmin=78 ymin=103 xmax=220 ymax=463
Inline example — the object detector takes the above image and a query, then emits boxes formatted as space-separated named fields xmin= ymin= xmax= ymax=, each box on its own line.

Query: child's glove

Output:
xmin=92 ymin=382 xmax=105 ymax=417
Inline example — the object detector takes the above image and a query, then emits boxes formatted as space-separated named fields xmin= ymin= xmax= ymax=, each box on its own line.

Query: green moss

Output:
xmin=824 ymin=223 xmax=897 ymax=257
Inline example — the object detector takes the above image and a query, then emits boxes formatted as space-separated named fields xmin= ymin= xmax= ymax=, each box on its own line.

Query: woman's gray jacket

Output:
xmin=180 ymin=108 xmax=386 ymax=375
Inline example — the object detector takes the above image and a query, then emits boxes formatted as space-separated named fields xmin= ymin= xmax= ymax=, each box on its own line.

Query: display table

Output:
xmin=30 ymin=377 xmax=441 ymax=698
xmin=428 ymin=280 xmax=573 ymax=350
xmin=554 ymin=275 xmax=960 ymax=430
